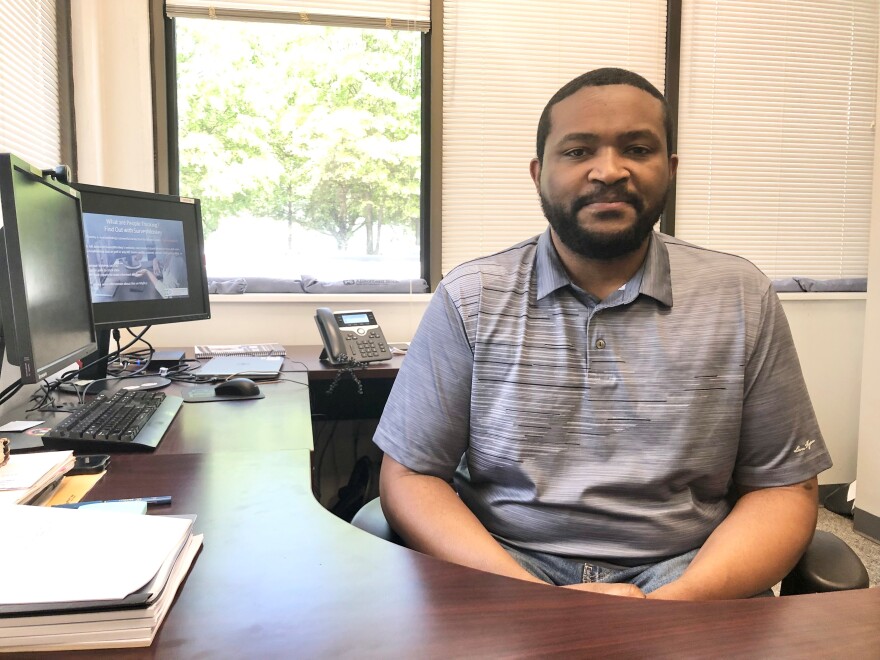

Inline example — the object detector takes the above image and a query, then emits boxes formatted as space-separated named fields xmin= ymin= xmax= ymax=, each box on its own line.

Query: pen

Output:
xmin=52 ymin=495 xmax=173 ymax=509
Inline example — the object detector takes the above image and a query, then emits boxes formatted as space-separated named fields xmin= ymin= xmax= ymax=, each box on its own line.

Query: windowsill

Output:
xmin=208 ymin=292 xmax=434 ymax=304
xmin=209 ymin=291 xmax=864 ymax=303
xmin=777 ymin=292 xmax=867 ymax=301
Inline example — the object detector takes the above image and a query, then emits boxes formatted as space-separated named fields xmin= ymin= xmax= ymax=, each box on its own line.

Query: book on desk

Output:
xmin=0 ymin=504 xmax=202 ymax=651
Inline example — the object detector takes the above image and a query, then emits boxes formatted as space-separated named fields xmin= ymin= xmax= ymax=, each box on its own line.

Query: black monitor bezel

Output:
xmin=0 ymin=153 xmax=98 ymax=383
xmin=71 ymin=182 xmax=211 ymax=331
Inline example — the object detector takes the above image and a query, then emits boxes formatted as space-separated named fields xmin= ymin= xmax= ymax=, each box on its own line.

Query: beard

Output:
xmin=540 ymin=183 xmax=669 ymax=261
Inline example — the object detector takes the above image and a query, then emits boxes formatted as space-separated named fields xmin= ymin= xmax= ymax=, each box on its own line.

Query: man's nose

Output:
xmin=588 ymin=149 xmax=629 ymax=185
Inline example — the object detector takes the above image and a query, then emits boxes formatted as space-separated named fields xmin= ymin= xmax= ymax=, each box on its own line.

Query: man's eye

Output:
xmin=627 ymin=146 xmax=653 ymax=156
xmin=564 ymin=148 xmax=590 ymax=158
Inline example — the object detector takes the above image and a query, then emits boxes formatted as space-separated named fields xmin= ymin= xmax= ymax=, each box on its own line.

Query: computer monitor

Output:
xmin=0 ymin=153 xmax=98 ymax=384
xmin=70 ymin=183 xmax=211 ymax=381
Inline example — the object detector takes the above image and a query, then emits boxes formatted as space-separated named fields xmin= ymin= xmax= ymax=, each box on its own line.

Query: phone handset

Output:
xmin=315 ymin=307 xmax=349 ymax=364
xmin=314 ymin=307 xmax=392 ymax=365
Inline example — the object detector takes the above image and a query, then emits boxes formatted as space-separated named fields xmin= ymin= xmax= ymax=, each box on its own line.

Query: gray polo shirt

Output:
xmin=374 ymin=229 xmax=832 ymax=565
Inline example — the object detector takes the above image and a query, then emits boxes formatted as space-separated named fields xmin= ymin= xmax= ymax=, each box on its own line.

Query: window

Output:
xmin=440 ymin=1 xmax=668 ymax=276
xmin=164 ymin=2 xmax=878 ymax=286
xmin=0 ymin=0 xmax=62 ymax=168
xmin=168 ymin=3 xmax=428 ymax=283
xmin=675 ymin=1 xmax=879 ymax=280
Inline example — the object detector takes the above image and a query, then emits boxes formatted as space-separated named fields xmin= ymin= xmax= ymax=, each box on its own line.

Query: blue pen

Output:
xmin=53 ymin=495 xmax=172 ymax=509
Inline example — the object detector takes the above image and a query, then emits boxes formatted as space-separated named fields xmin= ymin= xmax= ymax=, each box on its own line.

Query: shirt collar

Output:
xmin=637 ymin=232 xmax=673 ymax=307
xmin=534 ymin=228 xmax=673 ymax=307
xmin=535 ymin=228 xmax=571 ymax=300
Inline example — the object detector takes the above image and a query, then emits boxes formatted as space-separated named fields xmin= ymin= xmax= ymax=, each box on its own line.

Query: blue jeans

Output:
xmin=499 ymin=541 xmax=773 ymax=597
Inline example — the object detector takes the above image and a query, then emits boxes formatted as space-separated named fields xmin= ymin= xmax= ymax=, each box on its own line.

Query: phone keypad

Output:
xmin=344 ymin=330 xmax=389 ymax=361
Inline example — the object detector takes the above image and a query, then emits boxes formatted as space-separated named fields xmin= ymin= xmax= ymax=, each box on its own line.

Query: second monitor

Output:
xmin=72 ymin=183 xmax=211 ymax=381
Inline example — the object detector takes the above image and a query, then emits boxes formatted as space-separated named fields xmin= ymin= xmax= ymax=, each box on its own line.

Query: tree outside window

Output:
xmin=175 ymin=19 xmax=422 ymax=280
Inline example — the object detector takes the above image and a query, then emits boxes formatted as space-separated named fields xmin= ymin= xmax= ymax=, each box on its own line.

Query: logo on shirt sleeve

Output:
xmin=793 ymin=439 xmax=816 ymax=453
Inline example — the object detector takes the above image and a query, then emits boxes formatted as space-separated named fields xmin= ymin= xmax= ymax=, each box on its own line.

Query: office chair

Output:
xmin=351 ymin=497 xmax=870 ymax=596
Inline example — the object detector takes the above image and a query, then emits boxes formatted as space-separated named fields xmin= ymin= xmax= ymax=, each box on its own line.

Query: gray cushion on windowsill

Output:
xmin=795 ymin=277 xmax=867 ymax=293
xmin=771 ymin=277 xmax=868 ymax=293
xmin=771 ymin=278 xmax=803 ymax=292
xmin=208 ymin=278 xmax=248 ymax=294
xmin=301 ymin=275 xmax=428 ymax=294
xmin=208 ymin=277 xmax=304 ymax=293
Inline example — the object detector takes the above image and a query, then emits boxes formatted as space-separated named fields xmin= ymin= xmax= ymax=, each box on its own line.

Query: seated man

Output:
xmin=373 ymin=67 xmax=831 ymax=600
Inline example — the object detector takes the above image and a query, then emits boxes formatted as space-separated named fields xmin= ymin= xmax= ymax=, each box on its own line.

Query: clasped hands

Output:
xmin=563 ymin=582 xmax=646 ymax=598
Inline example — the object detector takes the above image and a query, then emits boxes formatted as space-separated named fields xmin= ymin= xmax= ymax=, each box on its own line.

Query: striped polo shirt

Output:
xmin=374 ymin=228 xmax=832 ymax=565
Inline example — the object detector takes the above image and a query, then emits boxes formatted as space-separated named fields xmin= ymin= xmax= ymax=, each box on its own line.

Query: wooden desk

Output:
xmin=8 ymin=356 xmax=880 ymax=657
xmin=156 ymin=380 xmax=315 ymax=454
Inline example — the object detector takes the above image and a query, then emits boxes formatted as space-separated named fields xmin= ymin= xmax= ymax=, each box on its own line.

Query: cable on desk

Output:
xmin=51 ymin=326 xmax=153 ymax=394
xmin=249 ymin=377 xmax=310 ymax=388
xmin=0 ymin=379 xmax=23 ymax=406
xmin=282 ymin=359 xmax=310 ymax=373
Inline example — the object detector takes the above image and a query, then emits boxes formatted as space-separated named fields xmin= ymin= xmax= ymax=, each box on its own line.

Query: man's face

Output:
xmin=530 ymin=84 xmax=678 ymax=261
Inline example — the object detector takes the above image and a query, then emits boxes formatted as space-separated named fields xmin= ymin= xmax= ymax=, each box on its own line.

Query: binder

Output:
xmin=0 ymin=505 xmax=203 ymax=651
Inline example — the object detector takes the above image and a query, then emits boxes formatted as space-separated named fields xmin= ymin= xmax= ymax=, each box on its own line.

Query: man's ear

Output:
xmin=529 ymin=158 xmax=542 ymax=192
xmin=668 ymin=154 xmax=679 ymax=180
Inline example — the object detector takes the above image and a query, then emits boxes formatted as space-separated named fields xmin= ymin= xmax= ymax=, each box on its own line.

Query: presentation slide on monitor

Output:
xmin=82 ymin=214 xmax=190 ymax=301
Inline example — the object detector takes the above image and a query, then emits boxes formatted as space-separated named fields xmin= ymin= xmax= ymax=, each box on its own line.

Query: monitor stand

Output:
xmin=63 ymin=328 xmax=171 ymax=394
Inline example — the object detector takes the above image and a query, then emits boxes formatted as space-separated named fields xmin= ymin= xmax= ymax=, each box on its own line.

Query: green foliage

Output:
xmin=176 ymin=20 xmax=421 ymax=254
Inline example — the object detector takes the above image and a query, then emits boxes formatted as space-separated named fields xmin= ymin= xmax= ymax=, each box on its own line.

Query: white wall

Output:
xmin=143 ymin=293 xmax=431 ymax=347
xmin=855 ymin=44 xmax=880 ymax=524
xmin=783 ymin=296 xmax=866 ymax=485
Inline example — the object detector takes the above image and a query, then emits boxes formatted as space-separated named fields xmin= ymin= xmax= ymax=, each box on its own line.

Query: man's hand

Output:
xmin=646 ymin=477 xmax=819 ymax=600
xmin=563 ymin=583 xmax=645 ymax=598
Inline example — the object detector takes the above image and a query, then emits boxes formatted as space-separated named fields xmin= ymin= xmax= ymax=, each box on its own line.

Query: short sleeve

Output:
xmin=734 ymin=287 xmax=832 ymax=487
xmin=372 ymin=284 xmax=475 ymax=481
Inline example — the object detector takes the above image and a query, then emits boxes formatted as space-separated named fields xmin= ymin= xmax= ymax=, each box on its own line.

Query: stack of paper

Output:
xmin=0 ymin=505 xmax=203 ymax=651
xmin=0 ymin=451 xmax=75 ymax=505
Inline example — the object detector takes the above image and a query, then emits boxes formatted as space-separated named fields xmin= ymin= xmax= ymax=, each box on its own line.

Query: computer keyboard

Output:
xmin=41 ymin=390 xmax=183 ymax=452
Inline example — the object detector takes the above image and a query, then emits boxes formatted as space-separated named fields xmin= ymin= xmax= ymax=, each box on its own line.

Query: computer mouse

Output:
xmin=214 ymin=377 xmax=261 ymax=397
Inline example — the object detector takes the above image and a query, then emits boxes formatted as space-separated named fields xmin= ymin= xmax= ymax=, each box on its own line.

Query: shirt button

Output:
xmin=595 ymin=339 xmax=606 ymax=349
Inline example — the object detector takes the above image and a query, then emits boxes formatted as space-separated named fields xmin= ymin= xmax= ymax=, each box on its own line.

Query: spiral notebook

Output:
xmin=194 ymin=343 xmax=286 ymax=359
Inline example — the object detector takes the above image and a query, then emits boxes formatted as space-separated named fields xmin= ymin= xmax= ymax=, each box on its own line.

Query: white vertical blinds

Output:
xmin=675 ymin=0 xmax=879 ymax=280
xmin=0 ymin=0 xmax=60 ymax=168
xmin=165 ymin=0 xmax=430 ymax=31
xmin=441 ymin=1 xmax=668 ymax=276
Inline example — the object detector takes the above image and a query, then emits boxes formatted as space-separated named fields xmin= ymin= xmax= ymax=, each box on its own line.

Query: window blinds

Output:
xmin=0 ymin=0 xmax=60 ymax=168
xmin=675 ymin=1 xmax=879 ymax=280
xmin=165 ymin=1 xmax=430 ymax=31
xmin=441 ymin=1 xmax=668 ymax=276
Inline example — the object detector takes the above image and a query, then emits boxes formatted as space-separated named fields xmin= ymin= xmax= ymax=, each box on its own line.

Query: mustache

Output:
xmin=572 ymin=186 xmax=644 ymax=213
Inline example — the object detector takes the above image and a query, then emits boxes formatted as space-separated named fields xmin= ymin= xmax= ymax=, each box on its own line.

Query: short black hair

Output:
xmin=535 ymin=67 xmax=674 ymax=164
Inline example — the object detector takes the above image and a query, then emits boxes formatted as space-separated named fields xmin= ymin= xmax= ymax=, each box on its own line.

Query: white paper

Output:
xmin=0 ymin=505 xmax=193 ymax=605
xmin=0 ymin=451 xmax=73 ymax=491
xmin=0 ymin=534 xmax=203 ymax=652
xmin=0 ymin=420 xmax=44 ymax=432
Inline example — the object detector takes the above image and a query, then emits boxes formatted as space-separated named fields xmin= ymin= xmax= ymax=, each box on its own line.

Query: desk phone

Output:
xmin=315 ymin=307 xmax=392 ymax=364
